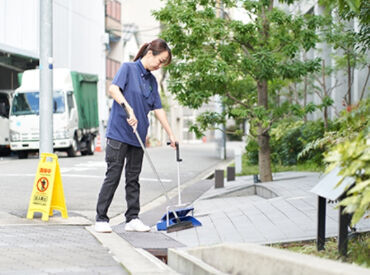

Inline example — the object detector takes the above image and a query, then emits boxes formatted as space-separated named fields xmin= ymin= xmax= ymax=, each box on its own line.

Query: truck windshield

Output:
xmin=11 ymin=91 xmax=65 ymax=116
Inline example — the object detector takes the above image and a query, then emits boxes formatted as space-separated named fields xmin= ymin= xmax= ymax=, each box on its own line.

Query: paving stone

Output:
xmin=195 ymin=216 xmax=222 ymax=246
xmin=0 ymin=226 xmax=127 ymax=274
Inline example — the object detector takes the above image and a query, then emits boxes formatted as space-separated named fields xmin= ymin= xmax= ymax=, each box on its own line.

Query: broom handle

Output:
xmin=120 ymin=103 xmax=173 ymax=203
xmin=168 ymin=142 xmax=182 ymax=205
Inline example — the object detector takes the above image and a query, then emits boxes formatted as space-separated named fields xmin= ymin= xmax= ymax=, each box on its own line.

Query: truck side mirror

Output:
xmin=0 ymin=102 xmax=7 ymax=118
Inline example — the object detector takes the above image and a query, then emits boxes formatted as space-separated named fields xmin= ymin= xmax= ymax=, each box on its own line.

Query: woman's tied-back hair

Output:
xmin=134 ymin=38 xmax=172 ymax=66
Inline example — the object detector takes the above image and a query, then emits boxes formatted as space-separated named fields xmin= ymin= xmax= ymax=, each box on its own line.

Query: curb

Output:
xmin=168 ymin=243 xmax=370 ymax=275
xmin=86 ymin=226 xmax=179 ymax=275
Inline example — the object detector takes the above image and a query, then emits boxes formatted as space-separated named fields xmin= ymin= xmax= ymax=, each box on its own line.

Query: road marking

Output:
xmin=0 ymin=173 xmax=35 ymax=177
xmin=0 ymin=173 xmax=172 ymax=182
xmin=139 ymin=177 xmax=172 ymax=183
xmin=74 ymin=161 xmax=106 ymax=167
xmin=60 ymin=168 xmax=92 ymax=172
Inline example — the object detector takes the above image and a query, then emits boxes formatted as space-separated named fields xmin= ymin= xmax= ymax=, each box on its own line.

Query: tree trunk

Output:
xmin=257 ymin=80 xmax=273 ymax=182
xmin=258 ymin=132 xmax=272 ymax=182
xmin=303 ymin=76 xmax=308 ymax=122
xmin=347 ymin=53 xmax=352 ymax=106
xmin=324 ymin=106 xmax=328 ymax=130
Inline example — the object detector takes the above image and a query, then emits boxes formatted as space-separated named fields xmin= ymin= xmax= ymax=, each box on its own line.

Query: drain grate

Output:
xmin=113 ymin=226 xmax=185 ymax=250
xmin=113 ymin=226 xmax=185 ymax=264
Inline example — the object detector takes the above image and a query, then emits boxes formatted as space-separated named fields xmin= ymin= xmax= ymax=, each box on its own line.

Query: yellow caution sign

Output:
xmin=27 ymin=153 xmax=68 ymax=221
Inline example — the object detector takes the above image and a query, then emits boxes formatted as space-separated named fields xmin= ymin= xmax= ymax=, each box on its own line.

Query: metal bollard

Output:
xmin=227 ymin=166 xmax=235 ymax=181
xmin=215 ymin=169 xmax=224 ymax=188
xmin=253 ymin=174 xmax=261 ymax=183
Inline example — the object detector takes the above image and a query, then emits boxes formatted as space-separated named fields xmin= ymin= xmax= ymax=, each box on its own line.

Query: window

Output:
xmin=106 ymin=58 xmax=121 ymax=80
xmin=106 ymin=0 xmax=121 ymax=22
xmin=53 ymin=91 xmax=65 ymax=114
xmin=11 ymin=91 xmax=66 ymax=116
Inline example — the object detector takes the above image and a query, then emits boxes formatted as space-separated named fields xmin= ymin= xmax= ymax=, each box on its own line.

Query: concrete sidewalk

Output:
xmin=117 ymin=171 xmax=370 ymax=248
xmin=1 ymin=143 xmax=370 ymax=274
xmin=160 ymin=172 xmax=370 ymax=247
xmin=110 ymin=171 xmax=370 ymax=274
xmin=0 ymin=142 xmax=234 ymax=274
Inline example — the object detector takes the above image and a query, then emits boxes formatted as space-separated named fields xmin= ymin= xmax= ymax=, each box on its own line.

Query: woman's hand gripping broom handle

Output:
xmin=120 ymin=102 xmax=172 ymax=204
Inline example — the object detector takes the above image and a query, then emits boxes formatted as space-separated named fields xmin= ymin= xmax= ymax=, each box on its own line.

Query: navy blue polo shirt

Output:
xmin=106 ymin=59 xmax=162 ymax=147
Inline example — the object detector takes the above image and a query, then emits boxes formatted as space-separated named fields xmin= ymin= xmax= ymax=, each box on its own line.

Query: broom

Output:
xmin=120 ymin=103 xmax=194 ymax=233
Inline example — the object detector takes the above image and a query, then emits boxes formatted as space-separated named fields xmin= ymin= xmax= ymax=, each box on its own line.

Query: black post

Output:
xmin=338 ymin=205 xmax=350 ymax=256
xmin=227 ymin=166 xmax=235 ymax=181
xmin=317 ymin=196 xmax=326 ymax=251
xmin=215 ymin=169 xmax=224 ymax=189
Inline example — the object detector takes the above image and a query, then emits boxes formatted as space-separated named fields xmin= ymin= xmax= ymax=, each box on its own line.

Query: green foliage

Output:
xmin=245 ymin=138 xmax=259 ymax=165
xmin=154 ymin=0 xmax=324 ymax=135
xmin=300 ymin=98 xmax=369 ymax=159
xmin=273 ymin=120 xmax=328 ymax=165
xmin=322 ymin=99 xmax=370 ymax=226
xmin=245 ymin=119 xmax=328 ymax=166
xmin=273 ymin=232 xmax=370 ymax=267
xmin=325 ymin=133 xmax=370 ymax=226
xmin=226 ymin=124 xmax=244 ymax=141
xmin=324 ymin=15 xmax=368 ymax=71
xmin=188 ymin=111 xmax=225 ymax=138
xmin=319 ymin=0 xmax=369 ymax=51
xmin=240 ymin=156 xmax=323 ymax=176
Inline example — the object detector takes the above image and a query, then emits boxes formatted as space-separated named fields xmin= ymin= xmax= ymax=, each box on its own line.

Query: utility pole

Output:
xmin=39 ymin=0 xmax=53 ymax=154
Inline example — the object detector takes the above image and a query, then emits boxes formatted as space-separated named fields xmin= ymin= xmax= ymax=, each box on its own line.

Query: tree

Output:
xmin=320 ymin=0 xmax=370 ymax=105
xmin=154 ymin=0 xmax=323 ymax=182
xmin=308 ymin=59 xmax=338 ymax=129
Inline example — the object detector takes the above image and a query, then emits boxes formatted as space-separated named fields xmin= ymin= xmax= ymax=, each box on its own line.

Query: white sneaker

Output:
xmin=95 ymin=221 xmax=112 ymax=233
xmin=125 ymin=218 xmax=151 ymax=232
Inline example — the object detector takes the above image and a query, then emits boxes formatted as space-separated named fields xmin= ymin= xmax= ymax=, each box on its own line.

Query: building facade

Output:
xmin=0 ymin=0 xmax=108 ymax=129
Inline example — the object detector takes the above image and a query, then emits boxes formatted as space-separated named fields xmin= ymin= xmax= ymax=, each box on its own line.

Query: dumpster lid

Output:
xmin=310 ymin=166 xmax=355 ymax=200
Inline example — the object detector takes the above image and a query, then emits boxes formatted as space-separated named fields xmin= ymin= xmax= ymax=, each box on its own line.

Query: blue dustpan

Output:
xmin=163 ymin=207 xmax=194 ymax=220
xmin=156 ymin=207 xmax=202 ymax=231
xmin=156 ymin=144 xmax=202 ymax=232
xmin=157 ymin=214 xmax=202 ymax=231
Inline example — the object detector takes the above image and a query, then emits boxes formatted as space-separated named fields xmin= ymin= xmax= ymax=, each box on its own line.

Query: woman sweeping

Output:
xmin=95 ymin=39 xmax=177 ymax=233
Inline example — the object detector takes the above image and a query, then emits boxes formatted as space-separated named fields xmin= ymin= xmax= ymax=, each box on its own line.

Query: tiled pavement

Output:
xmin=1 ymin=170 xmax=369 ymax=274
xmin=162 ymin=172 xmax=370 ymax=247
xmin=0 ymin=226 xmax=127 ymax=275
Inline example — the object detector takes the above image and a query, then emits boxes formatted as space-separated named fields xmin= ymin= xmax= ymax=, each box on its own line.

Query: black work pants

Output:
xmin=96 ymin=138 xmax=144 ymax=223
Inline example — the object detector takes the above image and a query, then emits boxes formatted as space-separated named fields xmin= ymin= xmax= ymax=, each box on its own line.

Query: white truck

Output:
xmin=9 ymin=68 xmax=99 ymax=158
xmin=0 ymin=90 xmax=12 ymax=155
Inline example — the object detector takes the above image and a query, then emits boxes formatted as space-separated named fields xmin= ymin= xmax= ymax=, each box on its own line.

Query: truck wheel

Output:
xmin=18 ymin=151 xmax=28 ymax=159
xmin=67 ymin=137 xmax=78 ymax=157
xmin=86 ymin=137 xmax=95 ymax=155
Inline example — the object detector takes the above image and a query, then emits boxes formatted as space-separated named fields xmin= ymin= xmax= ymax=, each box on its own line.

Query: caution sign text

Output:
xmin=27 ymin=153 xmax=68 ymax=221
